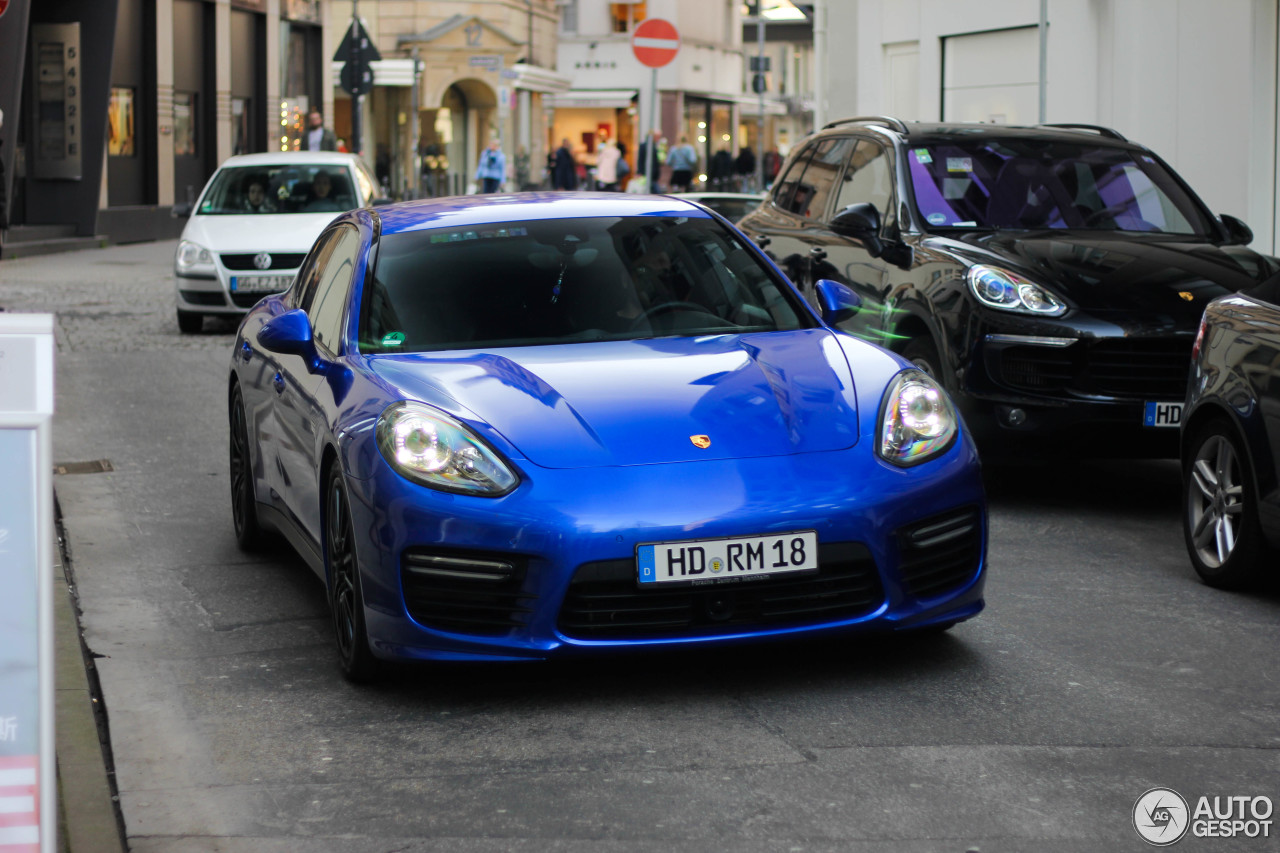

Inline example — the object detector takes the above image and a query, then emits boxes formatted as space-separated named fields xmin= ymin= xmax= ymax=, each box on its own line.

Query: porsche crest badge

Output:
xmin=690 ymin=435 xmax=711 ymax=449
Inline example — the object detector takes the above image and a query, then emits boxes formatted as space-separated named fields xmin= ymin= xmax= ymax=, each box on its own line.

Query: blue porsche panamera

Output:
xmin=228 ymin=193 xmax=987 ymax=680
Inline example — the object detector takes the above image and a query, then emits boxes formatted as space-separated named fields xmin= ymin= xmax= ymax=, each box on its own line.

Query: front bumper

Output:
xmin=344 ymin=439 xmax=988 ymax=663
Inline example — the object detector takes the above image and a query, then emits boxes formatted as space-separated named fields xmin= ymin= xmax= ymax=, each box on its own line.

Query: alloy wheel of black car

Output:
xmin=229 ymin=385 xmax=263 ymax=551
xmin=1183 ymin=420 xmax=1267 ymax=588
xmin=325 ymin=468 xmax=380 ymax=681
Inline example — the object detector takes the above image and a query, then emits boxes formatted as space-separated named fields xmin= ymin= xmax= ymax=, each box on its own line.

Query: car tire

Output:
xmin=1182 ymin=419 xmax=1269 ymax=589
xmin=228 ymin=385 xmax=265 ymax=552
xmin=177 ymin=310 xmax=203 ymax=334
xmin=325 ymin=467 xmax=381 ymax=682
xmin=901 ymin=336 xmax=943 ymax=380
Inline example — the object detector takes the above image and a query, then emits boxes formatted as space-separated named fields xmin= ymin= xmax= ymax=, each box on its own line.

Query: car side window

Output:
xmin=833 ymin=140 xmax=895 ymax=229
xmin=771 ymin=143 xmax=817 ymax=213
xmin=799 ymin=137 xmax=857 ymax=221
xmin=308 ymin=225 xmax=362 ymax=356
xmin=291 ymin=228 xmax=344 ymax=312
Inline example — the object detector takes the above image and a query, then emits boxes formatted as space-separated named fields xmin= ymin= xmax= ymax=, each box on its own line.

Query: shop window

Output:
xmin=108 ymin=87 xmax=135 ymax=157
xmin=610 ymin=2 xmax=646 ymax=33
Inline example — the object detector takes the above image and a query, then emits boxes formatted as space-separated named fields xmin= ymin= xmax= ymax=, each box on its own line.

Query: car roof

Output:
xmin=820 ymin=117 xmax=1141 ymax=149
xmin=373 ymin=192 xmax=715 ymax=236
xmin=214 ymin=151 xmax=364 ymax=169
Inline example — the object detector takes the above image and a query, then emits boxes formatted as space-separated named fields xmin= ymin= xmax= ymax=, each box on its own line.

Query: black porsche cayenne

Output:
xmin=737 ymin=117 xmax=1280 ymax=456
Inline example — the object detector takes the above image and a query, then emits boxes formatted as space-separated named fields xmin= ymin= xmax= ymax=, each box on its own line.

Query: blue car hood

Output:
xmin=369 ymin=329 xmax=860 ymax=469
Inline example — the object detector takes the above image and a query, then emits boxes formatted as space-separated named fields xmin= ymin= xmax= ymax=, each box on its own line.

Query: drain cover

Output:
xmin=53 ymin=460 xmax=115 ymax=475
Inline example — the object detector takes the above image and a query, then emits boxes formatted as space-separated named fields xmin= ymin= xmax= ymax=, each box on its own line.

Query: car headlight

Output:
xmin=375 ymin=402 xmax=519 ymax=496
xmin=175 ymin=240 xmax=215 ymax=276
xmin=878 ymin=369 xmax=958 ymax=466
xmin=967 ymin=264 xmax=1066 ymax=316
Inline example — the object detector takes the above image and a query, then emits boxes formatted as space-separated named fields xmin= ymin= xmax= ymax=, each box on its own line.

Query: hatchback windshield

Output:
xmin=360 ymin=216 xmax=813 ymax=352
xmin=906 ymin=138 xmax=1214 ymax=235
xmin=197 ymin=164 xmax=358 ymax=215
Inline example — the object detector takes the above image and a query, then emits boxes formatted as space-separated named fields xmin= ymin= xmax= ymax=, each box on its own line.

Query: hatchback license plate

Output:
xmin=231 ymin=274 xmax=290 ymax=294
xmin=637 ymin=530 xmax=818 ymax=586
xmin=1143 ymin=401 xmax=1183 ymax=428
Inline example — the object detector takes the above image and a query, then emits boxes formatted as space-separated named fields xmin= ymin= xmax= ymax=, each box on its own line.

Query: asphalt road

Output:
xmin=3 ymin=240 xmax=1278 ymax=852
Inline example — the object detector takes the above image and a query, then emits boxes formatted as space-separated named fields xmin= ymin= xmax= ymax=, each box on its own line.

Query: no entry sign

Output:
xmin=631 ymin=18 xmax=679 ymax=68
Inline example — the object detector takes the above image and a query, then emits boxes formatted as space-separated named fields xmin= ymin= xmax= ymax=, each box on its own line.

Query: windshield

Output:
xmin=360 ymin=216 xmax=813 ymax=352
xmin=906 ymin=138 xmax=1215 ymax=235
xmin=197 ymin=164 xmax=358 ymax=215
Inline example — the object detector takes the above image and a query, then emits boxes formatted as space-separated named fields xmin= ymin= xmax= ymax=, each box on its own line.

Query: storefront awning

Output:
xmin=329 ymin=58 xmax=421 ymax=88
xmin=547 ymin=89 xmax=638 ymax=109
xmin=502 ymin=63 xmax=573 ymax=94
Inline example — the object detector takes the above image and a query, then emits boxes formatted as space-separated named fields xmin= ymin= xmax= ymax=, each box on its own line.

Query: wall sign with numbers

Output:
xmin=29 ymin=22 xmax=82 ymax=180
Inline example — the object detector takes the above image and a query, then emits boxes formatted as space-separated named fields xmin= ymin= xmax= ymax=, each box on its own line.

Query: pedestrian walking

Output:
xmin=304 ymin=109 xmax=337 ymax=151
xmin=636 ymin=129 xmax=663 ymax=192
xmin=552 ymin=138 xmax=577 ymax=190
xmin=666 ymin=136 xmax=698 ymax=193
xmin=475 ymin=139 xmax=507 ymax=193
xmin=735 ymin=146 xmax=757 ymax=192
xmin=595 ymin=138 xmax=621 ymax=191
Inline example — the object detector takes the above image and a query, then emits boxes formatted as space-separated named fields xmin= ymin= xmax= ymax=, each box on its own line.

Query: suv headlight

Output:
xmin=175 ymin=240 xmax=215 ymax=276
xmin=967 ymin=264 xmax=1066 ymax=316
xmin=878 ymin=369 xmax=958 ymax=466
xmin=376 ymin=402 xmax=519 ymax=496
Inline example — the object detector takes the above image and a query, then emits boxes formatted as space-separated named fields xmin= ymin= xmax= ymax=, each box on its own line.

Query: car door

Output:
xmin=278 ymin=222 xmax=364 ymax=543
xmin=819 ymin=137 xmax=896 ymax=338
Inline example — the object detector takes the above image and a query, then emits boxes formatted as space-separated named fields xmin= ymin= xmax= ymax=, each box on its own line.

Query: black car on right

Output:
xmin=1181 ymin=274 xmax=1280 ymax=588
xmin=738 ymin=116 xmax=1280 ymax=455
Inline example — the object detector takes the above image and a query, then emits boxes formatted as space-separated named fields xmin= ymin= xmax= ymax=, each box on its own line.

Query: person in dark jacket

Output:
xmin=735 ymin=146 xmax=757 ymax=192
xmin=552 ymin=138 xmax=577 ymax=190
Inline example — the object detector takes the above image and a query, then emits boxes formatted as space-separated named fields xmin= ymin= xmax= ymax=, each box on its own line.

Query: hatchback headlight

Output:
xmin=175 ymin=240 xmax=215 ymax=276
xmin=376 ymin=402 xmax=518 ymax=496
xmin=967 ymin=264 xmax=1066 ymax=316
xmin=878 ymin=369 xmax=958 ymax=466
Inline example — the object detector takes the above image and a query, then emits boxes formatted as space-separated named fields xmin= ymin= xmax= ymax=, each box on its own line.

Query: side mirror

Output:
xmin=171 ymin=202 xmax=193 ymax=218
xmin=1220 ymin=214 xmax=1253 ymax=246
xmin=257 ymin=308 xmax=321 ymax=370
xmin=830 ymin=202 xmax=884 ymax=257
xmin=814 ymin=279 xmax=861 ymax=325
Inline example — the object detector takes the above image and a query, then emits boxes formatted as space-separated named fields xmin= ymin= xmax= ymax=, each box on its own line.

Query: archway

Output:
xmin=420 ymin=77 xmax=498 ymax=196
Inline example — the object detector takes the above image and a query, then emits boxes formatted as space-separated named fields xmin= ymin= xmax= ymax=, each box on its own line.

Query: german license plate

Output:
xmin=637 ymin=530 xmax=818 ymax=586
xmin=230 ymin=274 xmax=290 ymax=294
xmin=1143 ymin=401 xmax=1183 ymax=428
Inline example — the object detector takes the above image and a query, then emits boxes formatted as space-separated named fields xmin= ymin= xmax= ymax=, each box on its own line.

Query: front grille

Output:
xmin=401 ymin=548 xmax=535 ymax=635
xmin=997 ymin=338 xmax=1193 ymax=399
xmin=220 ymin=252 xmax=306 ymax=271
xmin=179 ymin=290 xmax=227 ymax=307
xmin=558 ymin=543 xmax=884 ymax=640
xmin=896 ymin=507 xmax=982 ymax=599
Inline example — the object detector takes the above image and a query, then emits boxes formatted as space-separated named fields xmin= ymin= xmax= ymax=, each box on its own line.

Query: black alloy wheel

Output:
xmin=325 ymin=467 xmax=381 ymax=682
xmin=1183 ymin=419 xmax=1268 ymax=589
xmin=229 ymin=384 xmax=264 ymax=551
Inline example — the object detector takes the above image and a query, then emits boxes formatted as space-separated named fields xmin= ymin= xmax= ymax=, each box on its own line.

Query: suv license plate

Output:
xmin=637 ymin=530 xmax=818 ymax=586
xmin=231 ymin=274 xmax=290 ymax=294
xmin=1143 ymin=401 xmax=1183 ymax=428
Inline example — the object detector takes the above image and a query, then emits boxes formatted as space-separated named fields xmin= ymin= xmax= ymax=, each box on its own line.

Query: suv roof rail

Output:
xmin=1040 ymin=123 xmax=1128 ymax=142
xmin=822 ymin=115 xmax=909 ymax=134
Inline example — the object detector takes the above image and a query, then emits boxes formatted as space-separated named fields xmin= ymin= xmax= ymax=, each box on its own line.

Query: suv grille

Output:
xmin=997 ymin=338 xmax=1192 ymax=399
xmin=895 ymin=507 xmax=983 ymax=599
xmin=401 ymin=548 xmax=534 ymax=635
xmin=558 ymin=543 xmax=883 ymax=640
xmin=220 ymin=252 xmax=306 ymax=271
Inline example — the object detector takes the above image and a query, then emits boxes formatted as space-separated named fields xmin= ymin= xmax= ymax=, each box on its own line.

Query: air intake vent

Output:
xmin=896 ymin=507 xmax=982 ymax=599
xmin=401 ymin=548 xmax=534 ymax=635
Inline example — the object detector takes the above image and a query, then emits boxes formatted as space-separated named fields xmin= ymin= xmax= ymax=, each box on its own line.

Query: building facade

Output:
xmin=0 ymin=0 xmax=334 ymax=246
xmin=820 ymin=0 xmax=1280 ymax=254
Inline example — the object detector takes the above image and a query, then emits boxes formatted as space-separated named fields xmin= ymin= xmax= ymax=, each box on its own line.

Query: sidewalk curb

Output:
xmin=55 ymin=501 xmax=129 ymax=853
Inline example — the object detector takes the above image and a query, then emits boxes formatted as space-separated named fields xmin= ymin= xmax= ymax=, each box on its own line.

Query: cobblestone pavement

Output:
xmin=1 ymin=241 xmax=239 ymax=352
